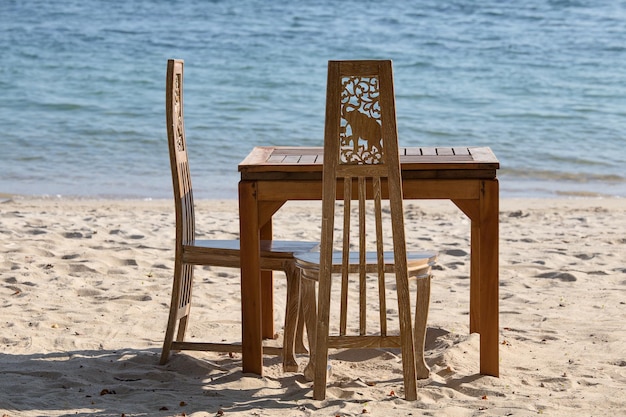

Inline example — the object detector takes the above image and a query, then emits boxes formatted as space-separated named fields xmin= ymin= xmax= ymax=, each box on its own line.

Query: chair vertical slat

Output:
xmin=358 ymin=177 xmax=367 ymax=335
xmin=340 ymin=177 xmax=352 ymax=336
xmin=180 ymin=263 xmax=193 ymax=311
xmin=373 ymin=176 xmax=387 ymax=336
xmin=180 ymin=161 xmax=195 ymax=245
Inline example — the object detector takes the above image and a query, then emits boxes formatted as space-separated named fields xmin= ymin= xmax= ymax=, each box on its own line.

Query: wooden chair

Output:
xmin=161 ymin=59 xmax=318 ymax=371
xmin=294 ymin=60 xmax=437 ymax=400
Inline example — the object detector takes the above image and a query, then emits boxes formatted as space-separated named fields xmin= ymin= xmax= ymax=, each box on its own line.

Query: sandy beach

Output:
xmin=1 ymin=196 xmax=624 ymax=416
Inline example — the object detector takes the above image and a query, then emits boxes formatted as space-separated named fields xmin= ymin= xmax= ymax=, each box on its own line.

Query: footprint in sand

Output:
xmin=109 ymin=229 xmax=145 ymax=239
xmin=539 ymin=376 xmax=573 ymax=392
xmin=69 ymin=264 xmax=98 ymax=274
xmin=63 ymin=232 xmax=85 ymax=239
xmin=76 ymin=288 xmax=102 ymax=297
xmin=535 ymin=272 xmax=577 ymax=282
xmin=443 ymin=249 xmax=468 ymax=257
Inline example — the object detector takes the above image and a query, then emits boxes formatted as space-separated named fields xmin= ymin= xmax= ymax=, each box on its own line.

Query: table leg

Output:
xmin=239 ymin=180 xmax=263 ymax=375
xmin=479 ymin=179 xmax=499 ymax=377
xmin=451 ymin=199 xmax=481 ymax=334
xmin=258 ymin=201 xmax=286 ymax=340
xmin=470 ymin=221 xmax=480 ymax=333
xmin=260 ymin=222 xmax=274 ymax=340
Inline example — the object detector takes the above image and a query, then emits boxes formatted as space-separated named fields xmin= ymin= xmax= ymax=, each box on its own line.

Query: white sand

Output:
xmin=1 ymin=196 xmax=624 ymax=416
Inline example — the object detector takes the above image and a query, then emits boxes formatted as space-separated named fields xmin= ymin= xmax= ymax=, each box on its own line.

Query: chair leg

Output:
xmin=161 ymin=315 xmax=187 ymax=365
xmin=160 ymin=262 xmax=192 ymax=365
xmin=176 ymin=315 xmax=189 ymax=342
xmin=301 ymin=279 xmax=317 ymax=381
xmin=282 ymin=262 xmax=301 ymax=372
xmin=396 ymin=274 xmax=418 ymax=401
xmin=313 ymin=273 xmax=331 ymax=400
xmin=295 ymin=303 xmax=308 ymax=354
xmin=161 ymin=265 xmax=183 ymax=364
xmin=414 ymin=275 xmax=431 ymax=379
xmin=160 ymin=308 xmax=177 ymax=365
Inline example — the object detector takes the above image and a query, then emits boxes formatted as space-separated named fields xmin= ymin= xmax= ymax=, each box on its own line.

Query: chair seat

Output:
xmin=183 ymin=239 xmax=319 ymax=269
xmin=190 ymin=239 xmax=319 ymax=255
xmin=294 ymin=250 xmax=437 ymax=278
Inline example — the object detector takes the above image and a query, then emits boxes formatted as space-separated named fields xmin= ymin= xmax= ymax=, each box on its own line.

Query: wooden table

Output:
xmin=238 ymin=146 xmax=500 ymax=377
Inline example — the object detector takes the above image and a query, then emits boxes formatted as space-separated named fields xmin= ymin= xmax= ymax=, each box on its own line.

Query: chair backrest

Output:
xmin=320 ymin=60 xmax=411 ymax=337
xmin=166 ymin=59 xmax=195 ymax=248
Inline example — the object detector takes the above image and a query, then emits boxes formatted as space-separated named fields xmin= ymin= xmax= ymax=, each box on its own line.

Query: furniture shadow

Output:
xmin=0 ymin=348 xmax=308 ymax=417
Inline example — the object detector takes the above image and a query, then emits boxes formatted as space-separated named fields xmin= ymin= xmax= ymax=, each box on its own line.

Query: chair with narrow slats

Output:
xmin=295 ymin=60 xmax=437 ymax=400
xmin=161 ymin=59 xmax=318 ymax=371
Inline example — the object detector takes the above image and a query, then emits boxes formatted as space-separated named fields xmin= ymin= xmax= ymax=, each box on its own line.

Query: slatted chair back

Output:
xmin=162 ymin=59 xmax=318 ymax=371
xmin=165 ymin=59 xmax=195 ymax=323
xmin=315 ymin=59 xmax=419 ymax=399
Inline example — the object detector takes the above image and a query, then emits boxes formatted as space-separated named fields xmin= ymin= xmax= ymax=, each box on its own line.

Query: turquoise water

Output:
xmin=1 ymin=0 xmax=625 ymax=199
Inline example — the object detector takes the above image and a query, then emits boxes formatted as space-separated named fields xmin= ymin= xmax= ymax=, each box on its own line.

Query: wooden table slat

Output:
xmin=266 ymin=154 xmax=286 ymax=163
xmin=436 ymin=147 xmax=455 ymax=156
xmin=420 ymin=147 xmax=437 ymax=156
xmin=299 ymin=154 xmax=318 ymax=164
xmin=283 ymin=155 xmax=302 ymax=164
xmin=452 ymin=147 xmax=471 ymax=156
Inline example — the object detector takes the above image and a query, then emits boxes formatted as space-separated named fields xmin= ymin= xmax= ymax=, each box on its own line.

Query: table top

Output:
xmin=239 ymin=146 xmax=499 ymax=180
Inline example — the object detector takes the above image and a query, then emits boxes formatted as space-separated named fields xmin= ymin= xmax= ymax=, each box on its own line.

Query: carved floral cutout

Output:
xmin=174 ymin=73 xmax=185 ymax=152
xmin=340 ymin=76 xmax=383 ymax=164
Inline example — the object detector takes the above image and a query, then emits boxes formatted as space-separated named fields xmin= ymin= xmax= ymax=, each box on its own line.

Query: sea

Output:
xmin=1 ymin=0 xmax=625 ymax=199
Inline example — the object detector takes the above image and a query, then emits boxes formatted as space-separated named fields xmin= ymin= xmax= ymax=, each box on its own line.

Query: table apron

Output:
xmin=254 ymin=178 xmax=484 ymax=201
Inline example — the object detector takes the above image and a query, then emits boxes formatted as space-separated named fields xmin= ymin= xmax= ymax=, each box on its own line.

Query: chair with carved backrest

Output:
xmin=161 ymin=59 xmax=318 ymax=371
xmin=295 ymin=60 xmax=437 ymax=400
